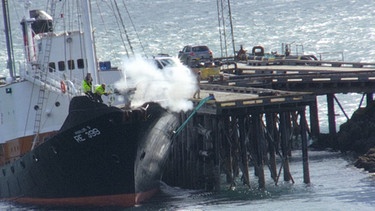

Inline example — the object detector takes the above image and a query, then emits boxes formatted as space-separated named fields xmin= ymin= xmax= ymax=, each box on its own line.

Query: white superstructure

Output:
xmin=0 ymin=0 xmax=122 ymax=145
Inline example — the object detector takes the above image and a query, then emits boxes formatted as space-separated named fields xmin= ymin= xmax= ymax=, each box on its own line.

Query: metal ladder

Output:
xmin=31 ymin=2 xmax=56 ymax=149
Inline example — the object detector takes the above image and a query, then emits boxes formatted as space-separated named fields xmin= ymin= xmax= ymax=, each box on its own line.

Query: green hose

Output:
xmin=173 ymin=94 xmax=215 ymax=136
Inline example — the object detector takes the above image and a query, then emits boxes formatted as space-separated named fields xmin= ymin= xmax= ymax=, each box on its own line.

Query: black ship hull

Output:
xmin=0 ymin=96 xmax=179 ymax=207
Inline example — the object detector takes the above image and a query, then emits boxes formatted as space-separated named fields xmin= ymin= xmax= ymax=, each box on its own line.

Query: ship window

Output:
xmin=49 ymin=62 xmax=56 ymax=72
xmin=68 ymin=60 xmax=75 ymax=70
xmin=77 ymin=59 xmax=84 ymax=69
xmin=58 ymin=61 xmax=65 ymax=71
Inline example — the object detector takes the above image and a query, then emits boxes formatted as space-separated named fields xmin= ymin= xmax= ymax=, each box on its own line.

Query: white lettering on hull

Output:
xmin=73 ymin=126 xmax=101 ymax=143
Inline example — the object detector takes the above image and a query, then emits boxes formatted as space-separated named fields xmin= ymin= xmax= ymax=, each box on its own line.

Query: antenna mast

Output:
xmin=216 ymin=0 xmax=236 ymax=59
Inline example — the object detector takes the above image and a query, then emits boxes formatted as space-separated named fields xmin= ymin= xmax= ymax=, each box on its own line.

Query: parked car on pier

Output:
xmin=178 ymin=45 xmax=213 ymax=67
xmin=152 ymin=54 xmax=179 ymax=69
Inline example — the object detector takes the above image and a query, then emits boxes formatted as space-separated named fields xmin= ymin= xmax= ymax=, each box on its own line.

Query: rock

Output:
xmin=354 ymin=147 xmax=375 ymax=172
xmin=331 ymin=102 xmax=375 ymax=172
xmin=335 ymin=103 xmax=375 ymax=154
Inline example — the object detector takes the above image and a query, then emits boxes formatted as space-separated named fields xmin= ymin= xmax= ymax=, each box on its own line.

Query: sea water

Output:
xmin=1 ymin=0 xmax=375 ymax=210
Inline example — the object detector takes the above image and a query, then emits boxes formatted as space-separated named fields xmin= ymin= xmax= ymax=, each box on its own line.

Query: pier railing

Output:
xmin=216 ymin=68 xmax=375 ymax=95
xmin=246 ymin=59 xmax=375 ymax=68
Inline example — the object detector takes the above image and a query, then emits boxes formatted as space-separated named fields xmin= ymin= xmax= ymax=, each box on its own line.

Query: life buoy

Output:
xmin=60 ymin=80 xmax=66 ymax=93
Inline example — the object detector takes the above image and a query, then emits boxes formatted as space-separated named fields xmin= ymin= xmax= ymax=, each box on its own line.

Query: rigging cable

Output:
xmin=121 ymin=0 xmax=147 ymax=58
xmin=113 ymin=0 xmax=134 ymax=56
xmin=216 ymin=0 xmax=224 ymax=58
xmin=106 ymin=0 xmax=130 ymax=57
xmin=95 ymin=0 xmax=107 ymax=32
xmin=76 ymin=1 xmax=87 ymax=80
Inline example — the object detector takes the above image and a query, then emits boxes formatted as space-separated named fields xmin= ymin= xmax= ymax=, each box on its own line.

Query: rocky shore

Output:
xmin=354 ymin=148 xmax=375 ymax=173
xmin=314 ymin=102 xmax=375 ymax=173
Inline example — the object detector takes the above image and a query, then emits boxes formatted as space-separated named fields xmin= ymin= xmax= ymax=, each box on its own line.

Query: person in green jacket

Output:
xmin=82 ymin=73 xmax=94 ymax=99
xmin=94 ymin=83 xmax=108 ymax=103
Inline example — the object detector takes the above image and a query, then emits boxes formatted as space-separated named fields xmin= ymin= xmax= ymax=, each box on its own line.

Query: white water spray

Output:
xmin=114 ymin=56 xmax=197 ymax=112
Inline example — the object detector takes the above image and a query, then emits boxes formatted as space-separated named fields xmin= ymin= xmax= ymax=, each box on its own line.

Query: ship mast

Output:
xmin=2 ymin=0 xmax=15 ymax=79
xmin=81 ymin=0 xmax=99 ymax=85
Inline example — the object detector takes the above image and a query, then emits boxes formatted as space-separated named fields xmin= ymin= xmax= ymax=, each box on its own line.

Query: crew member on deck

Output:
xmin=193 ymin=71 xmax=201 ymax=99
xmin=94 ymin=83 xmax=108 ymax=103
xmin=82 ymin=73 xmax=94 ymax=99
xmin=237 ymin=45 xmax=247 ymax=61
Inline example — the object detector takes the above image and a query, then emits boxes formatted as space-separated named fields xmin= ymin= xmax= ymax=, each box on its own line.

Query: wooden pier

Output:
xmin=163 ymin=61 xmax=375 ymax=191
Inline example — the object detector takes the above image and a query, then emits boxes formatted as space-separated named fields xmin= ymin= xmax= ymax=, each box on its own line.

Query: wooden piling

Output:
xmin=327 ymin=93 xmax=336 ymax=135
xmin=285 ymin=112 xmax=292 ymax=156
xmin=220 ymin=116 xmax=236 ymax=188
xmin=300 ymin=109 xmax=310 ymax=184
xmin=265 ymin=113 xmax=277 ymax=182
xmin=279 ymin=112 xmax=291 ymax=182
xmin=202 ymin=114 xmax=216 ymax=190
xmin=238 ymin=116 xmax=250 ymax=188
xmin=213 ymin=116 xmax=221 ymax=191
xmin=253 ymin=114 xmax=266 ymax=189
xmin=309 ymin=97 xmax=320 ymax=139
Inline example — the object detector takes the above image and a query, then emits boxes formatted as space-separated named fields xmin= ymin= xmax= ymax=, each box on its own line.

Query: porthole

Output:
xmin=55 ymin=101 xmax=60 ymax=107
xmin=34 ymin=105 xmax=39 ymax=110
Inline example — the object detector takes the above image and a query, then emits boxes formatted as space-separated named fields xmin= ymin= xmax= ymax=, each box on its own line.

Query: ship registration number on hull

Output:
xmin=73 ymin=126 xmax=101 ymax=143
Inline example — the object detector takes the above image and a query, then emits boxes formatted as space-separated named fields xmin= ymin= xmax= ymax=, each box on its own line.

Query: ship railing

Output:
xmin=317 ymin=51 xmax=345 ymax=61
xmin=23 ymin=67 xmax=83 ymax=96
